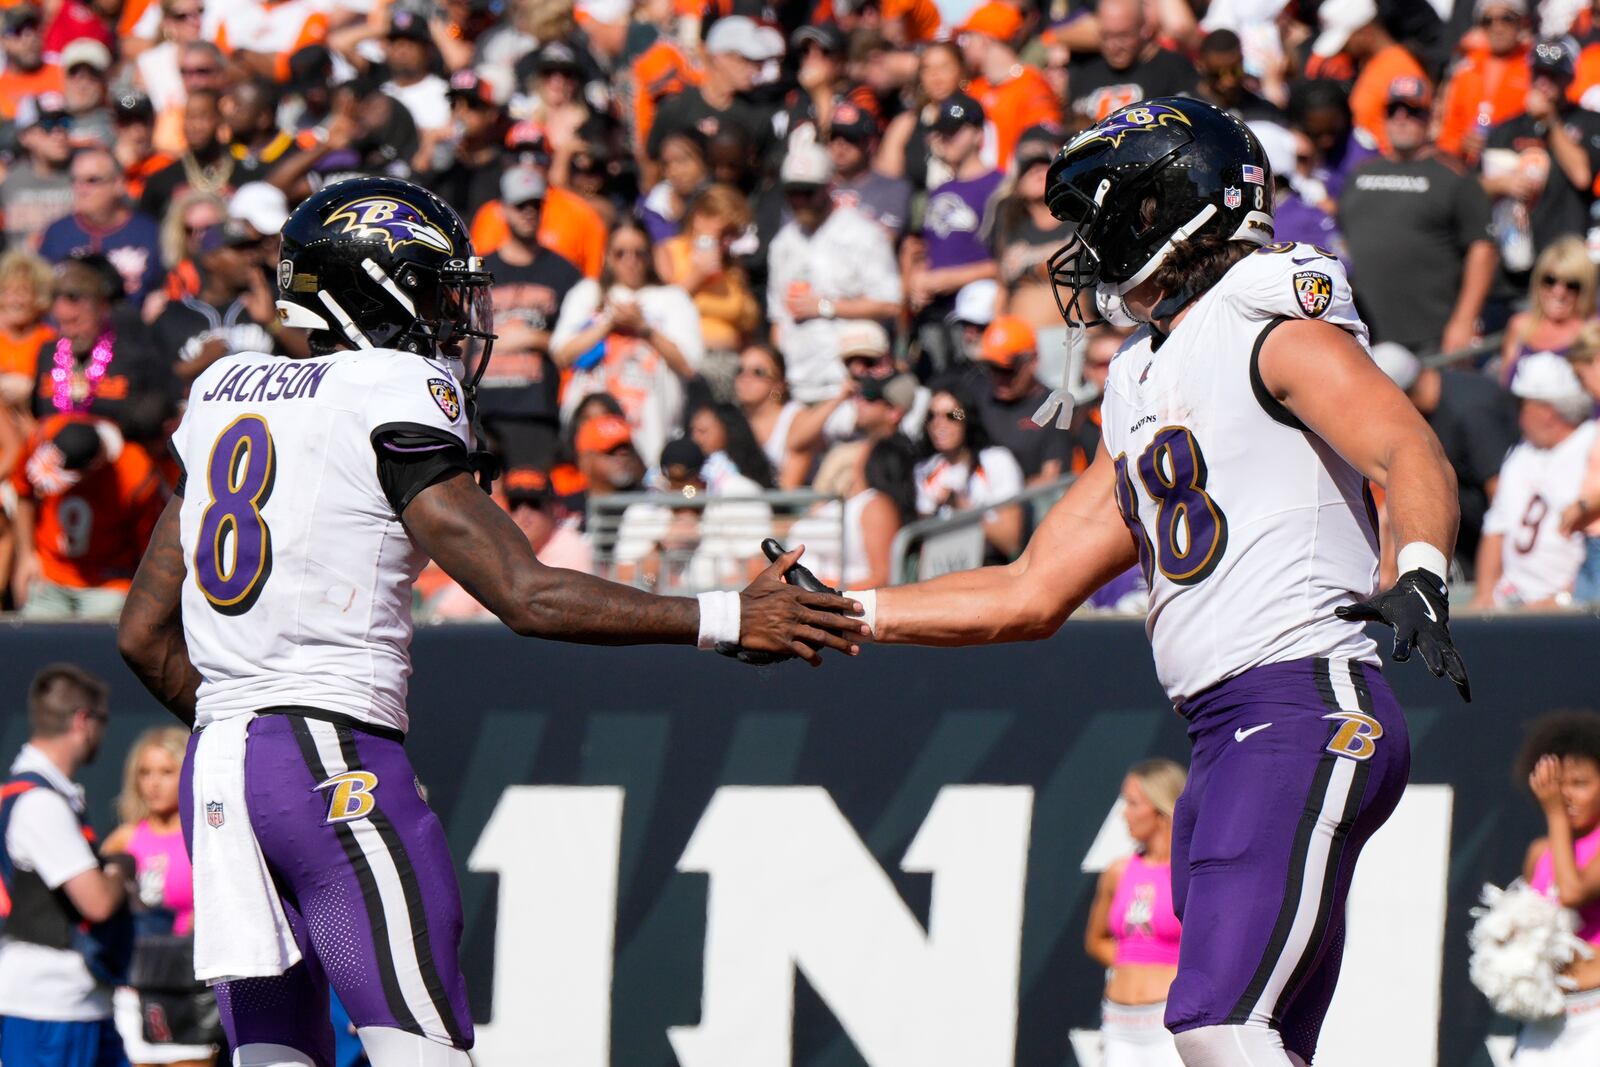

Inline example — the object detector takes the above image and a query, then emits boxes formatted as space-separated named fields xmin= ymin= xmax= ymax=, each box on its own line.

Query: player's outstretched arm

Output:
xmin=118 ymin=495 xmax=202 ymax=726
xmin=867 ymin=446 xmax=1138 ymax=645
xmin=403 ymin=472 xmax=867 ymax=665
xmin=1259 ymin=318 xmax=1470 ymax=701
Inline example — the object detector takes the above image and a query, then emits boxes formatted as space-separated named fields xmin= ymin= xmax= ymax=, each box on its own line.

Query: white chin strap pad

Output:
xmin=275 ymin=299 xmax=328 ymax=331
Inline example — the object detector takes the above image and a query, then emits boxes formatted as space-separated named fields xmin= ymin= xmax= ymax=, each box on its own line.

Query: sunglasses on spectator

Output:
xmin=1479 ymin=11 xmax=1520 ymax=24
xmin=610 ymin=245 xmax=648 ymax=259
xmin=180 ymin=64 xmax=220 ymax=77
xmin=986 ymin=359 xmax=1028 ymax=377
xmin=36 ymin=116 xmax=72 ymax=133
xmin=5 ymin=19 xmax=38 ymax=35
xmin=508 ymin=198 xmax=543 ymax=213
xmin=1385 ymin=103 xmax=1428 ymax=119
xmin=736 ymin=365 xmax=775 ymax=380
xmin=67 ymin=64 xmax=103 ymax=79
xmin=167 ymin=7 xmax=202 ymax=19
xmin=1541 ymin=274 xmax=1583 ymax=294
xmin=72 ymin=173 xmax=114 ymax=185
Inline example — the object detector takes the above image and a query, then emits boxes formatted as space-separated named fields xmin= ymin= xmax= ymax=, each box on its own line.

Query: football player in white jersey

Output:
xmin=114 ymin=177 xmax=864 ymax=1067
xmin=840 ymin=98 xmax=1470 ymax=1065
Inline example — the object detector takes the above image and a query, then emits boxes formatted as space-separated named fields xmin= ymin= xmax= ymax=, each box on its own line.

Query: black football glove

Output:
xmin=1334 ymin=569 xmax=1471 ymax=702
xmin=716 ymin=539 xmax=843 ymax=666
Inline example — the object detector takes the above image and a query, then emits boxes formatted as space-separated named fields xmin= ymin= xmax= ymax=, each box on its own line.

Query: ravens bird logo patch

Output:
xmin=428 ymin=377 xmax=462 ymax=422
xmin=326 ymin=197 xmax=454 ymax=255
xmin=1293 ymin=271 xmax=1333 ymax=318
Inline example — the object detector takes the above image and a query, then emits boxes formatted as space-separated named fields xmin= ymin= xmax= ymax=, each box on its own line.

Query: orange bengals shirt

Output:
xmin=0 ymin=323 xmax=53 ymax=380
xmin=471 ymin=186 xmax=608 ymax=278
xmin=630 ymin=39 xmax=701 ymax=156
xmin=11 ymin=416 xmax=166 ymax=590
xmin=1349 ymin=45 xmax=1430 ymax=155
xmin=1436 ymin=45 xmax=1530 ymax=159
xmin=969 ymin=66 xmax=1061 ymax=167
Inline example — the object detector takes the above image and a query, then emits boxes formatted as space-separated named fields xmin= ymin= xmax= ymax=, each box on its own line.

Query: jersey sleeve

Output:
xmin=362 ymin=357 xmax=475 ymax=514
xmin=1226 ymin=243 xmax=1370 ymax=349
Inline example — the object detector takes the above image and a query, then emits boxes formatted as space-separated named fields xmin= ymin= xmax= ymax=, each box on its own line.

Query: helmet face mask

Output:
xmin=1043 ymin=98 xmax=1274 ymax=333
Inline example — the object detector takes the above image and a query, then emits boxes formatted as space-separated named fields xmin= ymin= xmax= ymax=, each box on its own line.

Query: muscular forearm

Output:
xmin=1381 ymin=433 xmax=1460 ymax=565
xmin=1548 ymin=123 xmax=1592 ymax=192
xmin=118 ymin=499 xmax=200 ymax=726
xmin=509 ymin=567 xmax=700 ymax=643
xmin=832 ymin=296 xmax=901 ymax=320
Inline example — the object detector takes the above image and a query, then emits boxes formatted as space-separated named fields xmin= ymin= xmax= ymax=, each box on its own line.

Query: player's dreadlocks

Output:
xmin=1514 ymin=709 xmax=1600 ymax=791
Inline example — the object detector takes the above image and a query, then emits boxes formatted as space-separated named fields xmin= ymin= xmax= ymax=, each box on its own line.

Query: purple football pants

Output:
xmin=1165 ymin=657 xmax=1410 ymax=1063
xmin=181 ymin=713 xmax=473 ymax=1067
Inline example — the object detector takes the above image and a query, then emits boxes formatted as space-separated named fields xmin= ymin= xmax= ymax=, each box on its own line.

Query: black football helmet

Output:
xmin=1044 ymin=97 xmax=1274 ymax=329
xmin=276 ymin=176 xmax=494 ymax=366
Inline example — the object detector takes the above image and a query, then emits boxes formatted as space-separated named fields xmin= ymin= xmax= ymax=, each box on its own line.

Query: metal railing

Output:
xmin=888 ymin=476 xmax=1076 ymax=585
xmin=587 ymin=489 xmax=845 ymax=595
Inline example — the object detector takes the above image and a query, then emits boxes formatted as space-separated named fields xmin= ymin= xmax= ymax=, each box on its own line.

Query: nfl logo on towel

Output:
xmin=1224 ymin=186 xmax=1242 ymax=209
xmin=206 ymin=800 xmax=225 ymax=828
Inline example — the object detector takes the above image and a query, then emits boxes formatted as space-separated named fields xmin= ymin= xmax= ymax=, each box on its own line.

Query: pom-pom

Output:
xmin=1468 ymin=880 xmax=1594 ymax=1020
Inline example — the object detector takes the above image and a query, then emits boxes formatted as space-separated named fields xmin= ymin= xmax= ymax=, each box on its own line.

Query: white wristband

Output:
xmin=1397 ymin=542 xmax=1449 ymax=583
xmin=844 ymin=588 xmax=877 ymax=639
xmin=696 ymin=590 xmax=741 ymax=650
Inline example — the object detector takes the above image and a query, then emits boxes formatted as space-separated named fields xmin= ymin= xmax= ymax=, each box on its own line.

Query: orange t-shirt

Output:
xmin=630 ymin=39 xmax=701 ymax=156
xmin=0 ymin=323 xmax=53 ymax=379
xmin=11 ymin=417 xmax=166 ymax=590
xmin=471 ymin=186 xmax=608 ymax=278
xmin=970 ymin=66 xmax=1061 ymax=168
xmin=1349 ymin=45 xmax=1430 ymax=155
xmin=881 ymin=0 xmax=941 ymax=42
xmin=0 ymin=65 xmax=64 ymax=121
xmin=1437 ymin=46 xmax=1530 ymax=159
xmin=1573 ymin=44 xmax=1600 ymax=108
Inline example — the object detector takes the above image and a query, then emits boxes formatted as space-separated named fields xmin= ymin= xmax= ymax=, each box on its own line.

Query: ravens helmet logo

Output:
xmin=325 ymin=197 xmax=454 ymax=256
xmin=1064 ymin=102 xmax=1193 ymax=155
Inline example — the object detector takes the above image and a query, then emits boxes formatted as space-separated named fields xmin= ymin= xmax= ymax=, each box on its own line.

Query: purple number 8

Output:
xmin=195 ymin=415 xmax=275 ymax=613
xmin=1134 ymin=426 xmax=1228 ymax=585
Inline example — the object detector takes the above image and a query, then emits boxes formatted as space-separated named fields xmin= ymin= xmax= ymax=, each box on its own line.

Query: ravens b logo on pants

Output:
xmin=318 ymin=770 xmax=379 ymax=824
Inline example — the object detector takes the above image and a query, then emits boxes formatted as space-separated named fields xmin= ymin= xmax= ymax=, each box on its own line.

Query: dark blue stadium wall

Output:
xmin=0 ymin=617 xmax=1591 ymax=1067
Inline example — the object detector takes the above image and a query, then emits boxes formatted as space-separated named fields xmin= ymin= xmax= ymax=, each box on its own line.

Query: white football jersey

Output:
xmin=1483 ymin=420 xmax=1595 ymax=607
xmin=1099 ymin=242 xmax=1380 ymax=705
xmin=169 ymin=349 xmax=472 ymax=732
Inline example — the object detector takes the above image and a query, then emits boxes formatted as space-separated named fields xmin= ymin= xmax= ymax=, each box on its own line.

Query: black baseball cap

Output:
xmin=792 ymin=22 xmax=847 ymax=54
xmin=52 ymin=420 xmax=103 ymax=472
xmin=387 ymin=9 xmax=432 ymax=42
xmin=1014 ymin=123 xmax=1062 ymax=169
xmin=931 ymin=92 xmax=985 ymax=135
xmin=660 ymin=437 xmax=707 ymax=477
xmin=4 ymin=4 xmax=40 ymax=32
xmin=113 ymin=90 xmax=154 ymax=125
xmin=830 ymin=100 xmax=879 ymax=142
xmin=535 ymin=41 xmax=581 ymax=74
xmin=1531 ymin=36 xmax=1579 ymax=81
xmin=288 ymin=44 xmax=333 ymax=93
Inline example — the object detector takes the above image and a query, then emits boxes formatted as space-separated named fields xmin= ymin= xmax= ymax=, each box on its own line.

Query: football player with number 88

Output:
xmin=841 ymin=97 xmax=1470 ymax=1066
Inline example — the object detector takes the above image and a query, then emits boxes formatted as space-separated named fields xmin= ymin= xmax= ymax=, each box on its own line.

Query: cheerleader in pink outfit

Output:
xmin=1514 ymin=711 xmax=1600 ymax=1066
xmin=102 ymin=727 xmax=214 ymax=1067
xmin=1086 ymin=759 xmax=1187 ymax=1067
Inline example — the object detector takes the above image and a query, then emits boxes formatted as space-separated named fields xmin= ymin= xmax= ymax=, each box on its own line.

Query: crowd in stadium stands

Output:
xmin=3 ymin=0 xmax=1600 ymax=619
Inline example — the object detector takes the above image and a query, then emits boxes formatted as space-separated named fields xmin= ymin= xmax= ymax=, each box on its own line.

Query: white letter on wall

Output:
xmin=668 ymin=785 xmax=1033 ymax=1067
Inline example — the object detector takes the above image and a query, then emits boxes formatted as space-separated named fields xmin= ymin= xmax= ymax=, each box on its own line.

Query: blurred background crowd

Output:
xmin=3 ymin=0 xmax=1600 ymax=619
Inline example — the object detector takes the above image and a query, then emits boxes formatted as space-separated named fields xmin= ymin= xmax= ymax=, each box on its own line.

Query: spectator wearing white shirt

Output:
xmin=1472 ymin=353 xmax=1597 ymax=610
xmin=381 ymin=10 xmax=451 ymax=136
xmin=766 ymin=142 xmax=902 ymax=404
xmin=913 ymin=377 xmax=1025 ymax=558
xmin=0 ymin=664 xmax=132 ymax=1067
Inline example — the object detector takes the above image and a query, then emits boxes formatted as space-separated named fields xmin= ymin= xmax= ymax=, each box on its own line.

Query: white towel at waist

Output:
xmin=189 ymin=713 xmax=302 ymax=982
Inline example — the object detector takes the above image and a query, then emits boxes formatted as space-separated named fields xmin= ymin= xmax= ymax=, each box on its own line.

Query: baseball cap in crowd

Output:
xmin=1512 ymin=351 xmax=1587 ymax=403
xmin=980 ymin=315 xmax=1038 ymax=368
xmin=288 ymin=45 xmax=333 ymax=93
xmin=959 ymin=0 xmax=1024 ymax=40
xmin=792 ymin=22 xmax=847 ymax=54
xmin=60 ymin=39 xmax=111 ymax=74
xmin=706 ymin=15 xmax=784 ymax=61
xmin=1531 ymin=36 xmax=1579 ymax=81
xmin=931 ymin=92 xmax=985 ymax=135
xmin=1312 ymin=0 xmax=1378 ymax=58
xmin=1370 ymin=342 xmax=1422 ymax=392
xmin=505 ymin=120 xmax=549 ymax=154
xmin=503 ymin=466 xmax=554 ymax=506
xmin=535 ymin=41 xmax=582 ymax=75
xmin=387 ymin=9 xmax=432 ymax=42
xmin=659 ymin=436 xmax=708 ymax=480
xmin=4 ymin=4 xmax=40 ymax=32
xmin=947 ymin=279 xmax=999 ymax=327
xmin=577 ymin=414 xmax=634 ymax=455
xmin=17 ymin=92 xmax=70 ymax=132
xmin=858 ymin=373 xmax=919 ymax=411
xmin=1386 ymin=76 xmax=1432 ymax=110
xmin=830 ymin=100 xmax=878 ymax=142
xmin=113 ymin=90 xmax=154 ymax=125
xmin=51 ymin=419 xmax=105 ymax=473
xmin=1014 ymin=123 xmax=1061 ymax=170
xmin=576 ymin=0 xmax=628 ymax=25
xmin=500 ymin=166 xmax=547 ymax=207
xmin=230 ymin=182 xmax=290 ymax=235
xmin=837 ymin=320 xmax=890 ymax=360
xmin=448 ymin=68 xmax=500 ymax=108
xmin=780 ymin=141 xmax=834 ymax=187
xmin=1476 ymin=0 xmax=1527 ymax=18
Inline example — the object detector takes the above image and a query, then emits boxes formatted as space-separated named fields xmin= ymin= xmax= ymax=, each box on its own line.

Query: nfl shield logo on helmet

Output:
xmin=1224 ymin=186 xmax=1242 ymax=209
xmin=205 ymin=800 xmax=225 ymax=828
xmin=1293 ymin=271 xmax=1333 ymax=318
xmin=428 ymin=377 xmax=462 ymax=421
